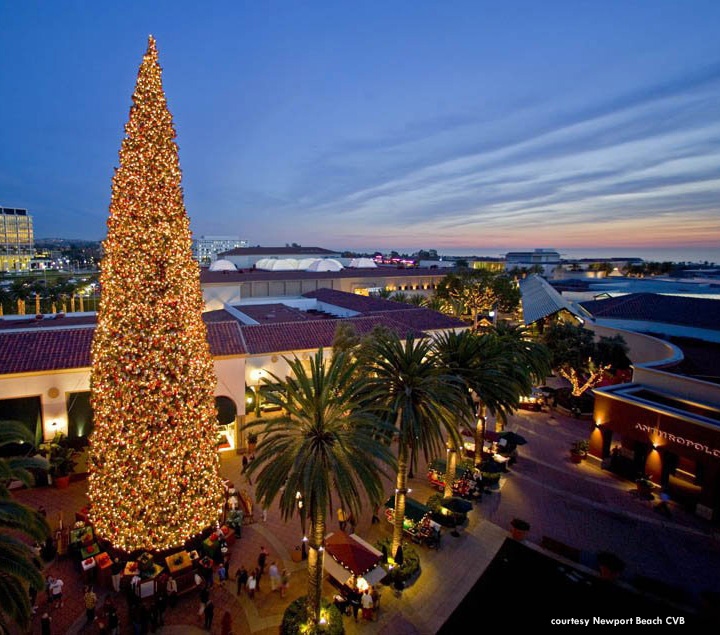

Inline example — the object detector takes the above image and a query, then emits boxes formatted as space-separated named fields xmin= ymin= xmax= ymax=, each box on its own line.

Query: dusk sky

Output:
xmin=1 ymin=1 xmax=719 ymax=259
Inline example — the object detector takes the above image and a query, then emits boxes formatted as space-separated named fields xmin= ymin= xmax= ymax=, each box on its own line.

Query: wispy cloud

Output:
xmin=282 ymin=65 xmax=720 ymax=248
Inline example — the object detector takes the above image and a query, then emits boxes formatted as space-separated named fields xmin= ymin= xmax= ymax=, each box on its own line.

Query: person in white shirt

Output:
xmin=361 ymin=589 xmax=374 ymax=620
xmin=268 ymin=562 xmax=279 ymax=591
xmin=247 ymin=572 xmax=257 ymax=598
xmin=50 ymin=578 xmax=64 ymax=609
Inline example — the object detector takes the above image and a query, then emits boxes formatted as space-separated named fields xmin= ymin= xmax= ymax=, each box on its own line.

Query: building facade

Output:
xmin=201 ymin=267 xmax=448 ymax=310
xmin=0 ymin=290 xmax=465 ymax=478
xmin=0 ymin=207 xmax=34 ymax=272
xmin=505 ymin=248 xmax=560 ymax=276
xmin=193 ymin=235 xmax=248 ymax=265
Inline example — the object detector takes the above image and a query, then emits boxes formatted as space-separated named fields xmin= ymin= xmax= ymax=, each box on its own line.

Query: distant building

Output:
xmin=505 ymin=249 xmax=560 ymax=276
xmin=0 ymin=207 xmax=34 ymax=272
xmin=218 ymin=246 xmax=341 ymax=269
xmin=200 ymin=266 xmax=447 ymax=309
xmin=470 ymin=258 xmax=505 ymax=273
xmin=193 ymin=235 xmax=248 ymax=265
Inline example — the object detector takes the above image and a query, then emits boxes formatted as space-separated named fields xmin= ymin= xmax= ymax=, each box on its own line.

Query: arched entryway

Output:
xmin=215 ymin=396 xmax=238 ymax=452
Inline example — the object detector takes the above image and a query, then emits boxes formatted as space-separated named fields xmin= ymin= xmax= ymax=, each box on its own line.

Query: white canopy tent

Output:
xmin=306 ymin=258 xmax=344 ymax=272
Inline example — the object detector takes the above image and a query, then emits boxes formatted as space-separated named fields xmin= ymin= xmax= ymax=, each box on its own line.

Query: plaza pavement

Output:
xmin=13 ymin=407 xmax=720 ymax=633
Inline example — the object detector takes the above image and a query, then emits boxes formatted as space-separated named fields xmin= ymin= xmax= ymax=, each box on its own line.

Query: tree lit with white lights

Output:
xmin=88 ymin=36 xmax=223 ymax=552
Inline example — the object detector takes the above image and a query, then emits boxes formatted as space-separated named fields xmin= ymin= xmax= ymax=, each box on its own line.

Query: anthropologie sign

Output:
xmin=635 ymin=423 xmax=720 ymax=457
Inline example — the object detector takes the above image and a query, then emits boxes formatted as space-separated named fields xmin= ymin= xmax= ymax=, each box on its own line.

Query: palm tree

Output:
xmin=432 ymin=331 xmax=521 ymax=486
xmin=391 ymin=291 xmax=409 ymax=304
xmin=362 ymin=333 xmax=466 ymax=558
xmin=421 ymin=294 xmax=445 ymax=312
xmin=490 ymin=323 xmax=551 ymax=388
xmin=0 ymin=422 xmax=49 ymax=498
xmin=406 ymin=294 xmax=425 ymax=306
xmin=246 ymin=351 xmax=395 ymax=626
xmin=0 ymin=422 xmax=50 ymax=634
xmin=373 ymin=288 xmax=393 ymax=299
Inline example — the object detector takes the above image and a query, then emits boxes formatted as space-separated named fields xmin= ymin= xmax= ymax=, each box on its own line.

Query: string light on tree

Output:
xmin=88 ymin=36 xmax=223 ymax=552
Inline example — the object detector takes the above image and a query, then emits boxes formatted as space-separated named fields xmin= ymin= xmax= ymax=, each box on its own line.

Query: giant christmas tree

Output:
xmin=88 ymin=36 xmax=224 ymax=552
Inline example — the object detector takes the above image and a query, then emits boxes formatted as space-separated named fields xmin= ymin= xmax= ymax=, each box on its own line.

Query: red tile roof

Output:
xmin=234 ymin=303 xmax=314 ymax=324
xmin=365 ymin=308 xmax=467 ymax=331
xmin=0 ymin=321 xmax=247 ymax=375
xmin=206 ymin=321 xmax=248 ymax=356
xmin=0 ymin=328 xmax=93 ymax=374
xmin=239 ymin=315 xmax=424 ymax=355
xmin=302 ymin=288 xmax=408 ymax=312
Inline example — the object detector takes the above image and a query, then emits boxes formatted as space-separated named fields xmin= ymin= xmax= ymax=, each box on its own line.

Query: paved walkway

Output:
xmin=14 ymin=408 xmax=720 ymax=633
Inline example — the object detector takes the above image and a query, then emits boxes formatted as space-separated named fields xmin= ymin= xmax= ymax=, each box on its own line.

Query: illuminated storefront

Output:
xmin=591 ymin=384 xmax=720 ymax=521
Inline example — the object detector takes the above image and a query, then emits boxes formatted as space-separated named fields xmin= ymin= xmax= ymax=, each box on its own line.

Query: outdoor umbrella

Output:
xmin=480 ymin=458 xmax=505 ymax=473
xmin=440 ymin=497 xmax=473 ymax=515
xmin=498 ymin=431 xmax=527 ymax=446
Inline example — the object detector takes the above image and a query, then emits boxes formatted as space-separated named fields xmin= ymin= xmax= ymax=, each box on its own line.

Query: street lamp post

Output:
xmin=297 ymin=491 xmax=308 ymax=560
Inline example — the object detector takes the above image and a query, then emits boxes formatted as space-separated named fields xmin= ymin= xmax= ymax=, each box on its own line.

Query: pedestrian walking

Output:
xmin=41 ymin=612 xmax=51 ymax=635
xmin=84 ymin=586 xmax=97 ymax=624
xmin=236 ymin=566 xmax=248 ymax=595
xmin=218 ymin=562 xmax=227 ymax=583
xmin=204 ymin=600 xmax=215 ymax=630
xmin=50 ymin=577 xmax=64 ymax=609
xmin=247 ymin=571 xmax=257 ymax=598
xmin=111 ymin=558 xmax=123 ymax=593
xmin=199 ymin=585 xmax=209 ymax=618
xmin=349 ymin=588 xmax=361 ymax=622
xmin=371 ymin=504 xmax=380 ymax=524
xmin=280 ymin=568 xmax=290 ymax=598
xmin=156 ymin=594 xmax=166 ymax=626
xmin=269 ymin=561 xmax=279 ymax=591
xmin=45 ymin=575 xmax=54 ymax=606
xmin=258 ymin=546 xmax=268 ymax=574
xmin=337 ymin=508 xmax=348 ymax=532
xmin=361 ymin=589 xmax=374 ymax=620
xmin=166 ymin=576 xmax=178 ymax=608
xmin=108 ymin=605 xmax=120 ymax=635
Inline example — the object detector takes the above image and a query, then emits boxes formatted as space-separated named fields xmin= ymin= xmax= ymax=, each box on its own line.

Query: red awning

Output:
xmin=325 ymin=531 xmax=381 ymax=576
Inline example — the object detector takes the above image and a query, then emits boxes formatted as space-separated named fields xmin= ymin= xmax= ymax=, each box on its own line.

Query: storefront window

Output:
xmin=0 ymin=396 xmax=43 ymax=447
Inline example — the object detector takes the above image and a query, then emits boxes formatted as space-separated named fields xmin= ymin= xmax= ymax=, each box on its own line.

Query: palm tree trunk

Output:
xmin=306 ymin=507 xmax=326 ymax=624
xmin=474 ymin=401 xmax=486 ymax=468
xmin=444 ymin=445 xmax=456 ymax=498
xmin=391 ymin=438 xmax=408 ymax=560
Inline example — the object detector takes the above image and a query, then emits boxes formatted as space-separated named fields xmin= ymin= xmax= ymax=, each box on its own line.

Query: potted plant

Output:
xmin=246 ymin=432 xmax=258 ymax=453
xmin=510 ymin=518 xmax=530 ymax=541
xmin=570 ymin=440 xmax=589 ymax=464
xmin=39 ymin=432 xmax=78 ymax=489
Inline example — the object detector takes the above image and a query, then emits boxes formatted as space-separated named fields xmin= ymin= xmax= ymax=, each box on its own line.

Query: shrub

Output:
xmin=426 ymin=493 xmax=443 ymax=513
xmin=281 ymin=597 xmax=344 ymax=635
xmin=375 ymin=537 xmax=420 ymax=584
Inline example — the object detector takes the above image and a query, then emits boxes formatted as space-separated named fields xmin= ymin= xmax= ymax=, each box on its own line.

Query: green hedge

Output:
xmin=375 ymin=537 xmax=421 ymax=585
xmin=281 ymin=597 xmax=344 ymax=635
